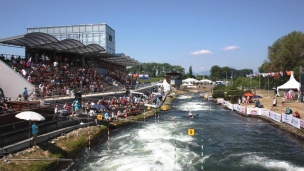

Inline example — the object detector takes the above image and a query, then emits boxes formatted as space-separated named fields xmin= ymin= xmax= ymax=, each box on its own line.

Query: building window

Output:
xmin=109 ymin=35 xmax=112 ymax=42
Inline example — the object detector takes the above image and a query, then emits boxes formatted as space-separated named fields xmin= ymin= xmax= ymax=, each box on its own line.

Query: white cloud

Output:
xmin=222 ymin=46 xmax=240 ymax=50
xmin=190 ymin=49 xmax=212 ymax=55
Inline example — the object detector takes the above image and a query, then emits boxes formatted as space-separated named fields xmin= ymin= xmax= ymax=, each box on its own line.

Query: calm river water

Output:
xmin=66 ymin=95 xmax=304 ymax=171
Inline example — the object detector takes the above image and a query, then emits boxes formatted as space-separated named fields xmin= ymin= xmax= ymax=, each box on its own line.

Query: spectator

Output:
xmin=294 ymin=111 xmax=301 ymax=119
xmin=22 ymin=87 xmax=28 ymax=101
xmin=272 ymin=98 xmax=277 ymax=107
xmin=31 ymin=121 xmax=38 ymax=147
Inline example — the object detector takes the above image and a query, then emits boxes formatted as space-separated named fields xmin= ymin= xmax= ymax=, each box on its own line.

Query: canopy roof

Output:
xmin=101 ymin=53 xmax=140 ymax=66
xmin=0 ymin=32 xmax=140 ymax=66
xmin=0 ymin=32 xmax=106 ymax=54
xmin=277 ymin=73 xmax=300 ymax=95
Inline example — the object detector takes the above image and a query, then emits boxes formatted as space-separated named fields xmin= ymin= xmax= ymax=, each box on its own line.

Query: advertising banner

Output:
xmin=217 ymin=98 xmax=224 ymax=104
xmin=226 ymin=102 xmax=233 ymax=110
xmin=290 ymin=116 xmax=300 ymax=129
xmin=246 ymin=108 xmax=261 ymax=115
xmin=269 ymin=111 xmax=281 ymax=122
xmin=234 ymin=104 xmax=244 ymax=113
xmin=261 ymin=109 xmax=269 ymax=118
xmin=282 ymin=114 xmax=292 ymax=124
xmin=300 ymin=120 xmax=304 ymax=132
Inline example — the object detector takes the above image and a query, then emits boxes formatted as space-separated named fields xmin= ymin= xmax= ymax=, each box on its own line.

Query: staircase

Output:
xmin=0 ymin=60 xmax=34 ymax=100
xmin=105 ymin=76 xmax=123 ymax=87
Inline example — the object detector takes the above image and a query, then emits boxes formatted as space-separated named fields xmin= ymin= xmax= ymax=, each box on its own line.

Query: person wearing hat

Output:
xmin=22 ymin=87 xmax=28 ymax=101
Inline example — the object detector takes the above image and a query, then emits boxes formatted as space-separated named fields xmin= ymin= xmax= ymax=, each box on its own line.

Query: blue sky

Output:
xmin=0 ymin=0 xmax=303 ymax=73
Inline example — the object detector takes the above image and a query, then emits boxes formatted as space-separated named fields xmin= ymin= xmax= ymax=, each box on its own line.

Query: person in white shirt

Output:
xmin=21 ymin=69 xmax=27 ymax=77
xmin=282 ymin=97 xmax=285 ymax=106
xmin=53 ymin=61 xmax=58 ymax=68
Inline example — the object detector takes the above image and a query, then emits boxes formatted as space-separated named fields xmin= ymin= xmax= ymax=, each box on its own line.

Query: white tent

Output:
xmin=199 ymin=79 xmax=212 ymax=84
xmin=276 ymin=73 xmax=300 ymax=96
xmin=182 ymin=78 xmax=198 ymax=83
xmin=163 ymin=79 xmax=171 ymax=92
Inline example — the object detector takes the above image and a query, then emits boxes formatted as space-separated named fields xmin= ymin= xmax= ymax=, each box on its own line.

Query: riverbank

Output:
xmin=219 ymin=89 xmax=304 ymax=140
xmin=0 ymin=91 xmax=175 ymax=171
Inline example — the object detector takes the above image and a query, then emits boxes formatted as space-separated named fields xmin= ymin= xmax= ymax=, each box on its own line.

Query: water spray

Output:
xmin=201 ymin=137 xmax=204 ymax=170
xmin=158 ymin=110 xmax=160 ymax=129
xmin=154 ymin=109 xmax=156 ymax=123
xmin=88 ymin=125 xmax=91 ymax=150
xmin=107 ymin=122 xmax=110 ymax=151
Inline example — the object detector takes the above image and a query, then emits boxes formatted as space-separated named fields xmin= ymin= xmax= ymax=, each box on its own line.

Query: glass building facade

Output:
xmin=27 ymin=23 xmax=115 ymax=54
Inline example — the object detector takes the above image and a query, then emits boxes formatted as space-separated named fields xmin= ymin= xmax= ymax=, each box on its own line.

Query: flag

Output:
xmin=26 ymin=57 xmax=31 ymax=67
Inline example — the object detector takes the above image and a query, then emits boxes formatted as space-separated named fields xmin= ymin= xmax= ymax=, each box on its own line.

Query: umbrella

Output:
xmin=253 ymin=95 xmax=263 ymax=99
xmin=91 ymin=104 xmax=106 ymax=111
xmin=15 ymin=111 xmax=45 ymax=138
xmin=16 ymin=111 xmax=45 ymax=121
xmin=244 ymin=93 xmax=254 ymax=97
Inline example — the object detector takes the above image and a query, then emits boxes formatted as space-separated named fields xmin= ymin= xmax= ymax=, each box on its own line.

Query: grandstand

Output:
xmin=0 ymin=24 xmax=140 ymax=100
xmin=0 ymin=24 xmax=150 ymax=149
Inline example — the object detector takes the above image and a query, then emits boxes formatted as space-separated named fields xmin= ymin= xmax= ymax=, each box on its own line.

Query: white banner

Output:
xmin=282 ymin=114 xmax=292 ymax=124
xmin=217 ymin=98 xmax=224 ymax=104
xmin=269 ymin=111 xmax=281 ymax=122
xmin=290 ymin=116 xmax=301 ymax=129
xmin=261 ymin=109 xmax=269 ymax=118
xmin=300 ymin=120 xmax=304 ymax=132
xmin=301 ymin=120 xmax=304 ymax=129
xmin=233 ymin=104 xmax=238 ymax=111
xmin=226 ymin=102 xmax=233 ymax=110
xmin=222 ymin=100 xmax=227 ymax=106
xmin=246 ymin=108 xmax=261 ymax=115
xmin=234 ymin=104 xmax=244 ymax=113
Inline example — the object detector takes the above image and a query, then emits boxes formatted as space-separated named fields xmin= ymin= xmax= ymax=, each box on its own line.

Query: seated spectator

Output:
xmin=294 ymin=111 xmax=301 ymax=119
xmin=104 ymin=111 xmax=110 ymax=121
xmin=255 ymin=100 xmax=263 ymax=108
xmin=285 ymin=107 xmax=292 ymax=114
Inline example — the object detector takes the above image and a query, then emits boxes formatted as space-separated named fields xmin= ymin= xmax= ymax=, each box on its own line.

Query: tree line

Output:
xmin=127 ymin=31 xmax=304 ymax=90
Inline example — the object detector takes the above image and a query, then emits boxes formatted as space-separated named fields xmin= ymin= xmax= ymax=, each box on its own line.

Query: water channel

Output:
xmin=66 ymin=95 xmax=304 ymax=171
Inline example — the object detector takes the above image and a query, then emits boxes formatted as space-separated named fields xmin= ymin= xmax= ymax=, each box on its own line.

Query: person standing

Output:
xmin=272 ymin=98 xmax=277 ymax=108
xmin=22 ymin=87 xmax=28 ymax=101
xmin=31 ymin=121 xmax=38 ymax=147
xmin=54 ymin=105 xmax=58 ymax=120
xmin=238 ymin=98 xmax=241 ymax=105
xmin=282 ymin=96 xmax=286 ymax=106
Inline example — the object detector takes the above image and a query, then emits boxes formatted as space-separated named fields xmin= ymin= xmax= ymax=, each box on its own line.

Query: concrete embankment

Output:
xmin=0 ymin=91 xmax=175 ymax=171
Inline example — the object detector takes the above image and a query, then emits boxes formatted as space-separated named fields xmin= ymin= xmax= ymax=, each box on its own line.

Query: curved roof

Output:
xmin=102 ymin=54 xmax=140 ymax=66
xmin=0 ymin=32 xmax=105 ymax=54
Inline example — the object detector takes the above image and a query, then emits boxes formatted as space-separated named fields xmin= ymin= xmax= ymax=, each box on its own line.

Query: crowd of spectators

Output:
xmin=6 ymin=53 xmax=134 ymax=100
xmin=55 ymin=86 xmax=164 ymax=122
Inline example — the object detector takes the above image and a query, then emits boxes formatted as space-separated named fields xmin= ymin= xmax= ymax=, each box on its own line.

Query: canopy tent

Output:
xmin=199 ymin=79 xmax=212 ymax=84
xmin=276 ymin=73 xmax=300 ymax=96
xmin=182 ymin=78 xmax=198 ymax=83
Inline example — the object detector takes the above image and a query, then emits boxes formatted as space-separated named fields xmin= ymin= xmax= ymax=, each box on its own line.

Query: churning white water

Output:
xmin=67 ymin=97 xmax=304 ymax=171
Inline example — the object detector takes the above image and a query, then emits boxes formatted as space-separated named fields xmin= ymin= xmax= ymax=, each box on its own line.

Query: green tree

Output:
xmin=210 ymin=65 xmax=222 ymax=80
xmin=264 ymin=31 xmax=304 ymax=78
